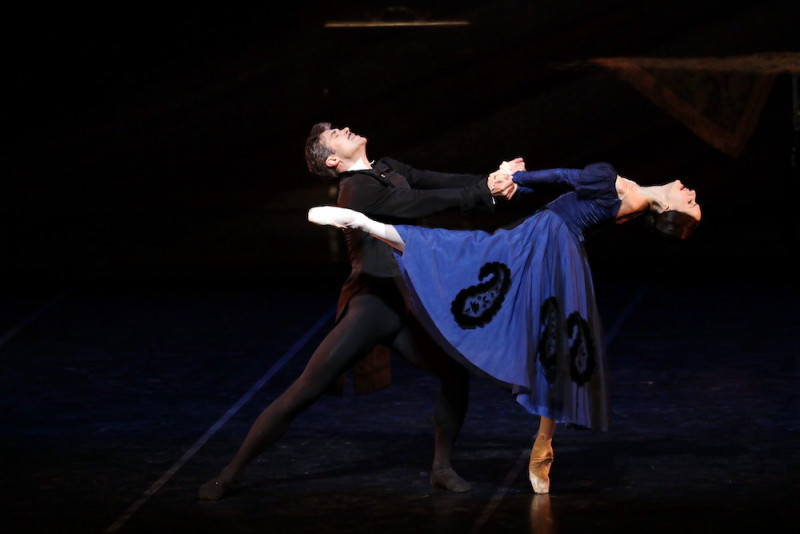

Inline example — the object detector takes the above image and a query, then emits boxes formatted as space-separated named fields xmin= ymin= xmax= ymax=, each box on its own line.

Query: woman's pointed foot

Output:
xmin=528 ymin=441 xmax=554 ymax=494
xmin=430 ymin=467 xmax=472 ymax=493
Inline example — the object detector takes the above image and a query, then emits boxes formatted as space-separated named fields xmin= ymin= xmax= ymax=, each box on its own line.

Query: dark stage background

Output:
xmin=6 ymin=0 xmax=798 ymax=285
xmin=2 ymin=2 xmax=798 ymax=533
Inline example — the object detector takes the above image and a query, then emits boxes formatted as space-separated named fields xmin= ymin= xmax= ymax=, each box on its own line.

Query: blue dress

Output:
xmin=393 ymin=163 xmax=620 ymax=431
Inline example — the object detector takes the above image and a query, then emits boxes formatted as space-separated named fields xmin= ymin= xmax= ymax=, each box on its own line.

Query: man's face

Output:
xmin=321 ymin=126 xmax=367 ymax=162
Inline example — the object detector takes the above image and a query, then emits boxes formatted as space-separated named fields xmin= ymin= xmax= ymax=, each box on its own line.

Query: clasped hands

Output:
xmin=488 ymin=157 xmax=523 ymax=200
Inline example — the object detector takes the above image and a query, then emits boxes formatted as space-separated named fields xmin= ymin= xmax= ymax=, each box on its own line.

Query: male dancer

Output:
xmin=198 ymin=122 xmax=521 ymax=500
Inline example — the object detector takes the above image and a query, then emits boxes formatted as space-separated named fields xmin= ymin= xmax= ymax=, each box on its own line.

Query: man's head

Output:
xmin=304 ymin=122 xmax=368 ymax=179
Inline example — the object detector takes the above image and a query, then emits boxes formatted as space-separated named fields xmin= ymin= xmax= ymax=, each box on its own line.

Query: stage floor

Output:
xmin=1 ymin=262 xmax=797 ymax=533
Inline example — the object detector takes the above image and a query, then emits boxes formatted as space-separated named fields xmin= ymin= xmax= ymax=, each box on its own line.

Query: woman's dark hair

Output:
xmin=304 ymin=122 xmax=339 ymax=180
xmin=644 ymin=210 xmax=700 ymax=240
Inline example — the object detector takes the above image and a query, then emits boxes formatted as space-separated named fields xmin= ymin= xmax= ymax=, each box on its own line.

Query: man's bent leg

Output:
xmin=392 ymin=321 xmax=471 ymax=492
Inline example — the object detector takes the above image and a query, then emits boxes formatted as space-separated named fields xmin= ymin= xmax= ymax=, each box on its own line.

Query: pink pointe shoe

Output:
xmin=528 ymin=442 xmax=554 ymax=494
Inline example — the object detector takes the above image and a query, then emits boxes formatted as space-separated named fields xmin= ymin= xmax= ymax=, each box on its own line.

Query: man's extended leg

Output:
xmin=198 ymin=295 xmax=403 ymax=500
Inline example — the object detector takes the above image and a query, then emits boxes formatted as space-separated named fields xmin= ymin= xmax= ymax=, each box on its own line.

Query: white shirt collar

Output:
xmin=347 ymin=157 xmax=372 ymax=171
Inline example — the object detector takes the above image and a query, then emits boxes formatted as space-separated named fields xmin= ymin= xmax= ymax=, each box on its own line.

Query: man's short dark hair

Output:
xmin=304 ymin=122 xmax=338 ymax=179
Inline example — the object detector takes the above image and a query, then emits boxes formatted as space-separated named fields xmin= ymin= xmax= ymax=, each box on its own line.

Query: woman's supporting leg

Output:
xmin=529 ymin=416 xmax=556 ymax=493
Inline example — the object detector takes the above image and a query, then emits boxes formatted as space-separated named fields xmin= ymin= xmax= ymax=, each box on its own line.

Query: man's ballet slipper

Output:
xmin=198 ymin=476 xmax=235 ymax=501
xmin=430 ymin=467 xmax=472 ymax=493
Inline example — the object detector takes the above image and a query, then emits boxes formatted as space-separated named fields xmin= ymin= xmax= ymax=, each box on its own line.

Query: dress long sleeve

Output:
xmin=511 ymin=168 xmax=581 ymax=195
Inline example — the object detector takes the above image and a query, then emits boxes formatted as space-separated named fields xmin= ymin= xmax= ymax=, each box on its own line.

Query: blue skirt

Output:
xmin=394 ymin=210 xmax=610 ymax=430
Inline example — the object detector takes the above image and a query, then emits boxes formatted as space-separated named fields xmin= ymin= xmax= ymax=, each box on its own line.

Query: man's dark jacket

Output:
xmin=330 ymin=157 xmax=494 ymax=393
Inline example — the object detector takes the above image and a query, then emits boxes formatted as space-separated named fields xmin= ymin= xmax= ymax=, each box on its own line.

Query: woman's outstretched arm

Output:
xmin=511 ymin=168 xmax=580 ymax=194
xmin=308 ymin=206 xmax=406 ymax=251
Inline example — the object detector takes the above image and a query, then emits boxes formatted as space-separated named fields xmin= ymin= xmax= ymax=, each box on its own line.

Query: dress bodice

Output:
xmin=513 ymin=162 xmax=621 ymax=240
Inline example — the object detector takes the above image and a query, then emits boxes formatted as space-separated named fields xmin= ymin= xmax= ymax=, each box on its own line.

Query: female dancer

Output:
xmin=308 ymin=162 xmax=701 ymax=493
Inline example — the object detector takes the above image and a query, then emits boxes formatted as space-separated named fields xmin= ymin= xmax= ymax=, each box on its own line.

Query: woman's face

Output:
xmin=664 ymin=180 xmax=701 ymax=221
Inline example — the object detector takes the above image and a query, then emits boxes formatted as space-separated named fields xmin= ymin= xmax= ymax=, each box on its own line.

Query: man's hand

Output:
xmin=488 ymin=172 xmax=518 ymax=200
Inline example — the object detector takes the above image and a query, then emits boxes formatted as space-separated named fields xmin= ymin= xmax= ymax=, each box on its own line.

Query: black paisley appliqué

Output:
xmin=535 ymin=297 xmax=598 ymax=386
xmin=567 ymin=311 xmax=597 ymax=386
xmin=537 ymin=297 xmax=562 ymax=384
xmin=451 ymin=262 xmax=512 ymax=329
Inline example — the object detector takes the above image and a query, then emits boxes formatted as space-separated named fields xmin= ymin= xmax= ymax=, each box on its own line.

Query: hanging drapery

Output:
xmin=590 ymin=52 xmax=800 ymax=156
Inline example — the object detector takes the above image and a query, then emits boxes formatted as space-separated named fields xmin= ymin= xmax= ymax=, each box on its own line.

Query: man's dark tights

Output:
xmin=214 ymin=294 xmax=469 ymax=490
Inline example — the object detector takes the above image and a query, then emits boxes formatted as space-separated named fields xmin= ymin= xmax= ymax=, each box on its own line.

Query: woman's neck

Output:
xmin=615 ymin=178 xmax=666 ymax=222
xmin=637 ymin=184 xmax=669 ymax=213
